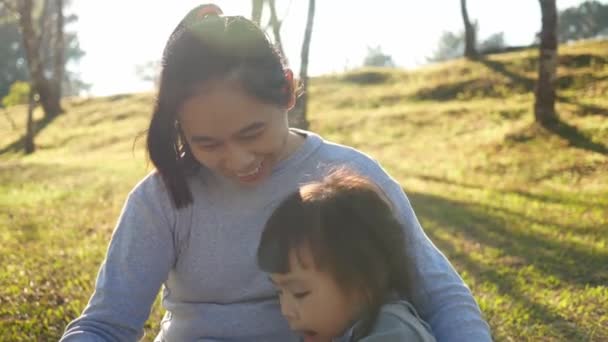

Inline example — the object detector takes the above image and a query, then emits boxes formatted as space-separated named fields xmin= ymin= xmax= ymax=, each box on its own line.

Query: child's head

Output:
xmin=147 ymin=4 xmax=297 ymax=207
xmin=257 ymin=168 xmax=413 ymax=341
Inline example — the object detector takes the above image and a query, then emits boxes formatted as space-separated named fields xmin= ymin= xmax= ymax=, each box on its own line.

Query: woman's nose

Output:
xmin=224 ymin=144 xmax=255 ymax=172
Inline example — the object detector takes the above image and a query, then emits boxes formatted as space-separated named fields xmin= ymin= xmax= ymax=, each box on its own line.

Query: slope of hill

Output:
xmin=1 ymin=39 xmax=606 ymax=341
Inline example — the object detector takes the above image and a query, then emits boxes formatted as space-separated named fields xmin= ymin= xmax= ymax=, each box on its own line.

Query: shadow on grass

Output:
xmin=477 ymin=55 xmax=608 ymax=118
xmin=544 ymin=120 xmax=608 ymax=156
xmin=408 ymin=191 xmax=608 ymax=286
xmin=427 ymin=231 xmax=590 ymax=341
xmin=407 ymin=191 xmax=606 ymax=339
xmin=558 ymin=95 xmax=608 ymax=117
xmin=0 ymin=115 xmax=58 ymax=155
xmin=405 ymin=173 xmax=606 ymax=208
xmin=476 ymin=57 xmax=535 ymax=90
xmin=0 ymin=161 xmax=90 ymax=184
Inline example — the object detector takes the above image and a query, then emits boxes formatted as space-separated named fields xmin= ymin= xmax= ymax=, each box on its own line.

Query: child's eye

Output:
xmin=293 ymin=291 xmax=310 ymax=299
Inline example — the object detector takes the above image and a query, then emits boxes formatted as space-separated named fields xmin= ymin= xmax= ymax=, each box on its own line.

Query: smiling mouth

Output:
xmin=234 ymin=161 xmax=264 ymax=182
xmin=236 ymin=164 xmax=261 ymax=177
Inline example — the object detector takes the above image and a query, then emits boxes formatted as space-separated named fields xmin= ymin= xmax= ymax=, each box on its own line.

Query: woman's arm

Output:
xmin=376 ymin=175 xmax=492 ymax=342
xmin=60 ymin=183 xmax=176 ymax=341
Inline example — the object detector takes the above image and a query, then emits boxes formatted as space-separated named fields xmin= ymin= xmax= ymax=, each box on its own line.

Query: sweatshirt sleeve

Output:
xmin=376 ymin=176 xmax=492 ymax=342
xmin=358 ymin=312 xmax=436 ymax=342
xmin=60 ymin=181 xmax=177 ymax=342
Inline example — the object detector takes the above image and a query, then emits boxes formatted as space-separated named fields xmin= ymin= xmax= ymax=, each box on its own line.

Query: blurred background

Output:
xmin=1 ymin=1 xmax=607 ymax=341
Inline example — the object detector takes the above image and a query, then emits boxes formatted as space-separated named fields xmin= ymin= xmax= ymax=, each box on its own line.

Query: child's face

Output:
xmin=269 ymin=246 xmax=365 ymax=342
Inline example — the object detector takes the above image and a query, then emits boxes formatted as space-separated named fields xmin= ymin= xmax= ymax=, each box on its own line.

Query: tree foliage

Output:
xmin=363 ymin=46 xmax=396 ymax=68
xmin=557 ymin=0 xmax=608 ymax=42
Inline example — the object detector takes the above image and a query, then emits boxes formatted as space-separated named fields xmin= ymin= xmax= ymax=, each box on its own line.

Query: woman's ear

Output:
xmin=284 ymin=68 xmax=297 ymax=110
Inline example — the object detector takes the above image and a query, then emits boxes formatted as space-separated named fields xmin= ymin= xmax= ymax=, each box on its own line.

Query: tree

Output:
xmin=135 ymin=60 xmax=161 ymax=88
xmin=1 ymin=80 xmax=29 ymax=107
xmin=460 ymin=0 xmax=477 ymax=59
xmin=0 ymin=3 xmax=87 ymax=101
xmin=251 ymin=0 xmax=263 ymax=26
xmin=535 ymin=0 xmax=559 ymax=126
xmin=363 ymin=46 xmax=396 ymax=68
xmin=429 ymin=26 xmax=506 ymax=62
xmin=16 ymin=0 xmax=64 ymax=119
xmin=0 ymin=5 xmax=28 ymax=102
xmin=429 ymin=31 xmax=465 ymax=62
xmin=0 ymin=0 xmax=78 ymax=119
xmin=290 ymin=0 xmax=315 ymax=130
xmin=266 ymin=0 xmax=285 ymax=60
xmin=25 ymin=87 xmax=35 ymax=153
xmin=1 ymin=80 xmax=28 ymax=130
xmin=1 ymin=80 xmax=36 ymax=153
xmin=250 ymin=0 xmax=286 ymax=60
xmin=557 ymin=0 xmax=608 ymax=42
xmin=478 ymin=32 xmax=506 ymax=53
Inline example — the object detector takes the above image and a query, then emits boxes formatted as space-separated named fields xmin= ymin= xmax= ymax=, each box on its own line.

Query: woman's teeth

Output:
xmin=237 ymin=165 xmax=260 ymax=177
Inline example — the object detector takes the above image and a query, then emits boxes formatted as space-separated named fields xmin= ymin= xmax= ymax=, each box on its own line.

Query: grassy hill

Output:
xmin=1 ymin=39 xmax=607 ymax=341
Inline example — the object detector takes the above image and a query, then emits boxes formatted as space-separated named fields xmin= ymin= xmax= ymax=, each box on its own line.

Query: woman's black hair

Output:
xmin=257 ymin=168 xmax=415 ymax=337
xmin=147 ymin=4 xmax=291 ymax=208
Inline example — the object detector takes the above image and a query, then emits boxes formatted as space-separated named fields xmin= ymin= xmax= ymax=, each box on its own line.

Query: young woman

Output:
xmin=61 ymin=4 xmax=491 ymax=341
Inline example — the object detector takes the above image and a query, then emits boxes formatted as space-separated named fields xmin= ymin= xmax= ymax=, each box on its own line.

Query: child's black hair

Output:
xmin=257 ymin=168 xmax=415 ymax=337
xmin=147 ymin=4 xmax=291 ymax=208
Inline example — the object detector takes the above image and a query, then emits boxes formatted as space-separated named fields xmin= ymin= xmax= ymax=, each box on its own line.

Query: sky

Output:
xmin=69 ymin=0 xmax=588 ymax=96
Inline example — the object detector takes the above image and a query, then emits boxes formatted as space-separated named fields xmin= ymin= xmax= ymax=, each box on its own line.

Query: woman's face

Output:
xmin=177 ymin=79 xmax=300 ymax=186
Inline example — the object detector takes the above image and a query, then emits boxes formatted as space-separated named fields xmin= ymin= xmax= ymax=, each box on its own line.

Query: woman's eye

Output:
xmin=293 ymin=291 xmax=310 ymax=299
xmin=195 ymin=142 xmax=221 ymax=151
xmin=240 ymin=130 xmax=263 ymax=141
xmin=197 ymin=143 xmax=220 ymax=150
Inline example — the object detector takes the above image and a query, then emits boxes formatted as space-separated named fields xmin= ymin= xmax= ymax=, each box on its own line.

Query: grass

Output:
xmin=1 ymin=39 xmax=607 ymax=341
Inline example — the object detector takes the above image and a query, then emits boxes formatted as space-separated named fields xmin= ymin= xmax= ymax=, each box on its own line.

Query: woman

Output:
xmin=61 ymin=4 xmax=491 ymax=341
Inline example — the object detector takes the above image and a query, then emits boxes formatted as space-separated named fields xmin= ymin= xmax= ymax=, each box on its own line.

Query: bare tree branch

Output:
xmin=2 ymin=109 xmax=18 ymax=131
xmin=37 ymin=0 xmax=50 ymax=56
xmin=53 ymin=0 xmax=65 ymax=95
xmin=0 ymin=0 xmax=18 ymax=14
xmin=267 ymin=0 xmax=285 ymax=59
xmin=251 ymin=0 xmax=264 ymax=25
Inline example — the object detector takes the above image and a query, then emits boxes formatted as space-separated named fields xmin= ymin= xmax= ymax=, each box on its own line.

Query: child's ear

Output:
xmin=284 ymin=68 xmax=297 ymax=110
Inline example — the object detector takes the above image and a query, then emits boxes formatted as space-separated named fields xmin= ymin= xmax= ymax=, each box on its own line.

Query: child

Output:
xmin=258 ymin=168 xmax=436 ymax=342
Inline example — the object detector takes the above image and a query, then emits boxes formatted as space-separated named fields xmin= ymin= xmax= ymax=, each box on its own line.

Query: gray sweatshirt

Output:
xmin=335 ymin=299 xmax=436 ymax=342
xmin=61 ymin=130 xmax=492 ymax=342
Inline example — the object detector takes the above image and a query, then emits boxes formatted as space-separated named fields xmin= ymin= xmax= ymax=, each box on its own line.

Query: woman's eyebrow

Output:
xmin=190 ymin=135 xmax=218 ymax=143
xmin=189 ymin=122 xmax=265 ymax=143
xmin=235 ymin=122 xmax=265 ymax=136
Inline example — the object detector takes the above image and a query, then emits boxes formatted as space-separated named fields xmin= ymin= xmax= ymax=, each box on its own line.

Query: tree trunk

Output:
xmin=535 ymin=0 xmax=558 ymax=126
xmin=267 ymin=0 xmax=285 ymax=60
xmin=53 ymin=0 xmax=64 ymax=99
xmin=251 ymin=0 xmax=264 ymax=26
xmin=460 ymin=0 xmax=477 ymax=59
xmin=25 ymin=88 xmax=35 ymax=154
xmin=290 ymin=0 xmax=315 ymax=130
xmin=2 ymin=109 xmax=18 ymax=131
xmin=16 ymin=0 xmax=62 ymax=119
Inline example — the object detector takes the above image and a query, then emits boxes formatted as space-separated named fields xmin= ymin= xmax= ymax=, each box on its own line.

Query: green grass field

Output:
xmin=1 ymin=40 xmax=607 ymax=341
